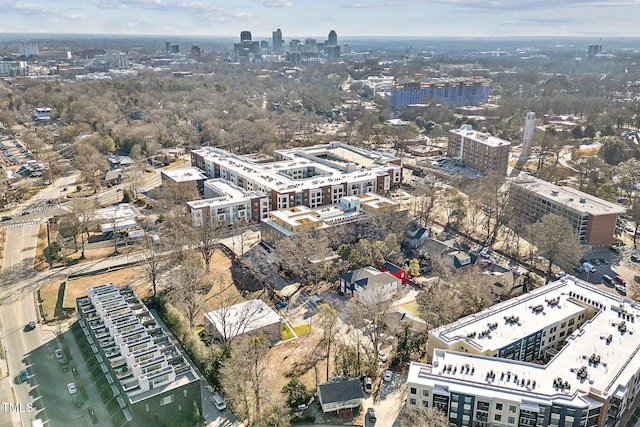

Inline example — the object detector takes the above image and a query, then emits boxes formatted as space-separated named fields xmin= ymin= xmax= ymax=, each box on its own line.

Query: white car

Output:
xmin=378 ymin=350 xmax=388 ymax=362
xmin=55 ymin=349 xmax=64 ymax=359
xmin=95 ymin=194 xmax=103 ymax=199
xmin=211 ymin=392 xmax=226 ymax=411
xmin=383 ymin=370 xmax=393 ymax=382
xmin=67 ymin=382 xmax=77 ymax=395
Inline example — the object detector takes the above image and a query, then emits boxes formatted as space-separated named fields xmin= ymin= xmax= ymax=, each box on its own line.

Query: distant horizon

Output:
xmin=0 ymin=1 xmax=636 ymax=40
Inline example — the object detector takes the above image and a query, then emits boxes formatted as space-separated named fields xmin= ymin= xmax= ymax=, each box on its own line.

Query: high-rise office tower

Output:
xmin=18 ymin=41 xmax=39 ymax=57
xmin=240 ymin=31 xmax=252 ymax=42
xmin=272 ymin=28 xmax=283 ymax=53
xmin=520 ymin=112 xmax=535 ymax=161
xmin=327 ymin=30 xmax=338 ymax=46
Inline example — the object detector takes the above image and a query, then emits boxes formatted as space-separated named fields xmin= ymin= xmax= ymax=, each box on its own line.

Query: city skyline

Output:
xmin=0 ymin=0 xmax=638 ymax=38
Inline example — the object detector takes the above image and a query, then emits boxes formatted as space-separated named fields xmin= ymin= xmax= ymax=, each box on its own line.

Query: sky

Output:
xmin=0 ymin=0 xmax=639 ymax=39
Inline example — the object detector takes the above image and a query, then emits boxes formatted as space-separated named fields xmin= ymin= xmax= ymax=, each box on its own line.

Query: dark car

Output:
xmin=17 ymin=369 xmax=28 ymax=383
xmin=367 ymin=407 xmax=377 ymax=423
xmin=0 ymin=215 xmax=12 ymax=222
xmin=275 ymin=301 xmax=288 ymax=310
xmin=590 ymin=258 xmax=600 ymax=266
xmin=631 ymin=255 xmax=640 ymax=263
xmin=599 ymin=258 xmax=609 ymax=265
xmin=574 ymin=265 xmax=585 ymax=274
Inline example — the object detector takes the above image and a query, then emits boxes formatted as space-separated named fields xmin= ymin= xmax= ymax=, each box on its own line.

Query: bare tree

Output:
xmin=72 ymin=199 xmax=98 ymax=259
xmin=628 ymin=196 xmax=640 ymax=248
xmin=531 ymin=214 xmax=584 ymax=282
xmin=469 ymin=173 xmax=512 ymax=245
xmin=188 ymin=216 xmax=226 ymax=273
xmin=318 ymin=304 xmax=340 ymax=382
xmin=173 ymin=252 xmax=209 ymax=328
xmin=397 ymin=406 xmax=448 ymax=427
xmin=221 ymin=334 xmax=270 ymax=425
xmin=414 ymin=179 xmax=440 ymax=226
xmin=417 ymin=281 xmax=462 ymax=328
xmin=346 ymin=287 xmax=395 ymax=357
xmin=440 ymin=187 xmax=467 ymax=229
xmin=140 ymin=232 xmax=164 ymax=300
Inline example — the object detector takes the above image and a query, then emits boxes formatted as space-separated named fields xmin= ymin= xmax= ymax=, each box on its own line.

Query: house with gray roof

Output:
xmin=339 ymin=266 xmax=400 ymax=301
xmin=317 ymin=378 xmax=364 ymax=415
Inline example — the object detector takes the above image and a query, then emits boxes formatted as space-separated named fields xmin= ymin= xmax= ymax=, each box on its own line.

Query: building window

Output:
xmin=183 ymin=390 xmax=188 ymax=397
xmin=422 ymin=400 xmax=429 ymax=407
xmin=508 ymin=416 xmax=515 ymax=424
xmin=495 ymin=414 xmax=502 ymax=421
xmin=496 ymin=403 xmax=503 ymax=411
xmin=410 ymin=387 xmax=417 ymax=395
xmin=410 ymin=398 xmax=416 ymax=405
xmin=422 ymin=389 xmax=429 ymax=397
xmin=145 ymin=404 xmax=149 ymax=412
xmin=160 ymin=395 xmax=174 ymax=406
xmin=509 ymin=405 xmax=516 ymax=413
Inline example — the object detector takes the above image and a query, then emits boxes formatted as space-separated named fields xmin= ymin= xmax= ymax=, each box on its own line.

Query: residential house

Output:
xmin=317 ymin=378 xmax=365 ymax=415
xmin=106 ymin=155 xmax=134 ymax=169
xmin=381 ymin=261 xmax=408 ymax=285
xmin=407 ymin=226 xmax=430 ymax=249
xmin=104 ymin=169 xmax=124 ymax=186
xmin=203 ymin=299 xmax=282 ymax=344
xmin=339 ymin=266 xmax=400 ymax=301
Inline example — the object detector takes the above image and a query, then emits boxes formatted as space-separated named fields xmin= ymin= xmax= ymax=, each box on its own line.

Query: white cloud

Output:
xmin=256 ymin=0 xmax=293 ymax=7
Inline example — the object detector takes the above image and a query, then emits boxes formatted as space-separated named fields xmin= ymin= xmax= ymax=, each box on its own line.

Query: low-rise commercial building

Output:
xmin=509 ymin=176 xmax=626 ymax=248
xmin=409 ymin=277 xmax=640 ymax=427
xmin=76 ymin=283 xmax=201 ymax=426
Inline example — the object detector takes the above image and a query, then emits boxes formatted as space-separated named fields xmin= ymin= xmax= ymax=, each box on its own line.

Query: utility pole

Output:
xmin=46 ymin=219 xmax=53 ymax=270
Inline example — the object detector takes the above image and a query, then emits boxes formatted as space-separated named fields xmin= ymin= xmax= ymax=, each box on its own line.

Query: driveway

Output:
xmin=361 ymin=370 xmax=407 ymax=427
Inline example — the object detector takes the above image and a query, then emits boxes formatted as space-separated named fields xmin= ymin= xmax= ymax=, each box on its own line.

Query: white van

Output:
xmin=211 ymin=392 xmax=226 ymax=411
xmin=582 ymin=262 xmax=596 ymax=273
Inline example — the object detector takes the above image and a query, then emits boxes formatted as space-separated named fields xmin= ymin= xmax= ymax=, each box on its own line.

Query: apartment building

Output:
xmin=447 ymin=125 xmax=511 ymax=175
xmin=392 ymin=77 xmax=491 ymax=109
xmin=409 ymin=277 xmax=640 ymax=427
xmin=160 ymin=167 xmax=207 ymax=195
xmin=190 ymin=143 xmax=402 ymax=213
xmin=76 ymin=283 xmax=201 ymax=426
xmin=260 ymin=192 xmax=402 ymax=247
xmin=187 ymin=178 xmax=269 ymax=226
xmin=509 ymin=176 xmax=626 ymax=248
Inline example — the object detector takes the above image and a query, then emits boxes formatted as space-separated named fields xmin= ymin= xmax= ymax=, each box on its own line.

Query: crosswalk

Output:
xmin=0 ymin=219 xmax=46 ymax=229
xmin=20 ymin=205 xmax=54 ymax=215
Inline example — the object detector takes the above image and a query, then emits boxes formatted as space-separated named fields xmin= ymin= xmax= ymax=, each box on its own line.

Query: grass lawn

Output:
xmin=34 ymin=224 xmax=49 ymax=272
xmin=281 ymin=323 xmax=295 ymax=341
xmin=40 ymin=281 xmax=64 ymax=321
xmin=293 ymin=324 xmax=311 ymax=336
xmin=398 ymin=300 xmax=420 ymax=316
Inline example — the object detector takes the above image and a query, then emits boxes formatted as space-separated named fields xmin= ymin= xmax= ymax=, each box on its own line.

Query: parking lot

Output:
xmin=569 ymin=246 xmax=639 ymax=293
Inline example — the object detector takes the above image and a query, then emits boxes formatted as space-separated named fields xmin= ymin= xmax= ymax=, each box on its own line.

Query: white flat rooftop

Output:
xmin=510 ymin=175 xmax=626 ymax=216
xmin=161 ymin=167 xmax=207 ymax=183
xmin=193 ymin=144 xmax=400 ymax=194
xmin=420 ymin=277 xmax=640 ymax=401
xmin=204 ymin=299 xmax=280 ymax=340
xmin=450 ymin=128 xmax=511 ymax=148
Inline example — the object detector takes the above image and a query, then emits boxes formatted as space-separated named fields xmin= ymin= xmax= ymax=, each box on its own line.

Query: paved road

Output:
xmin=0 ymin=224 xmax=41 ymax=427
